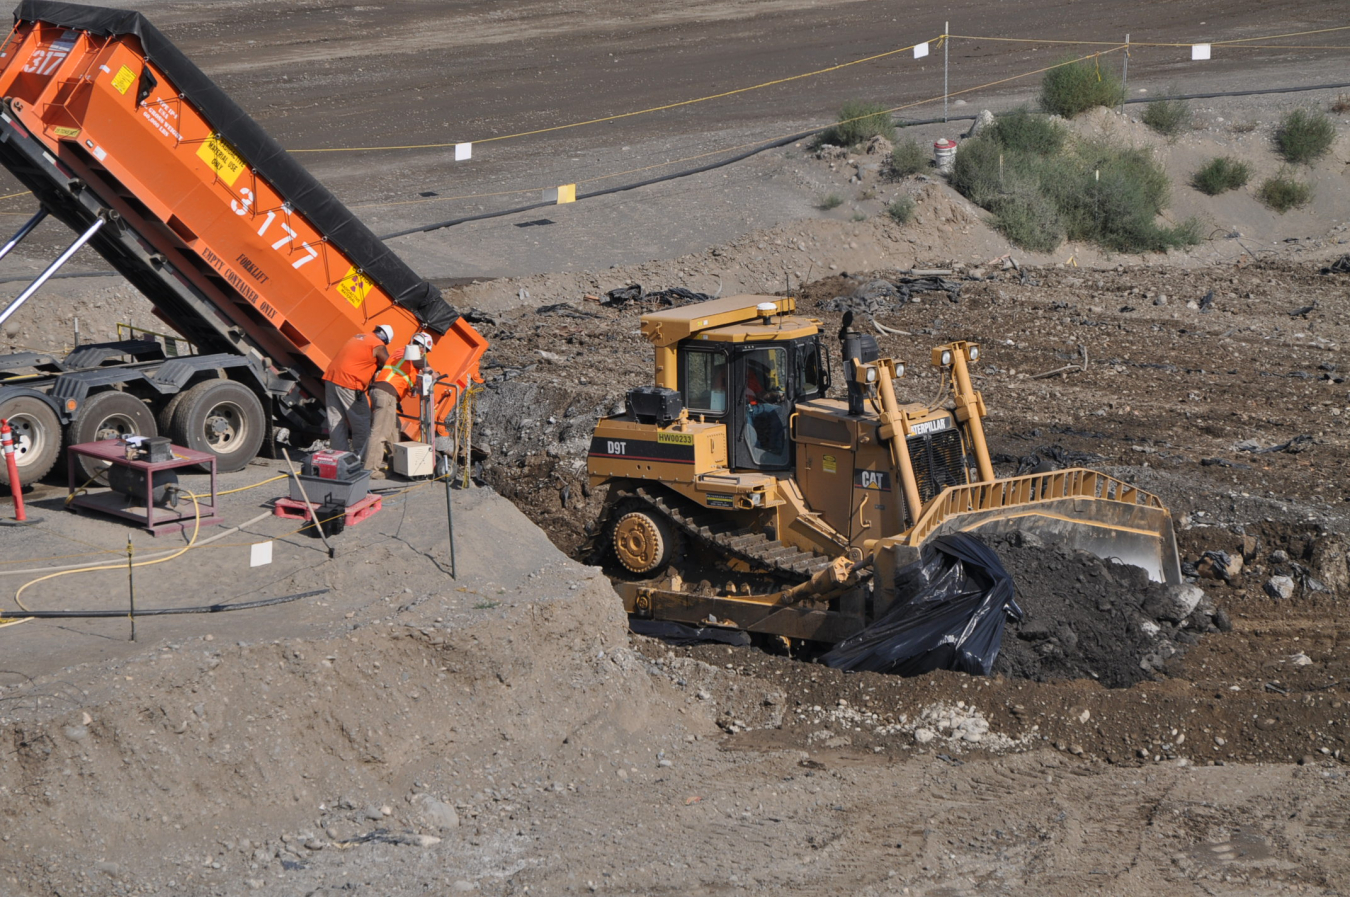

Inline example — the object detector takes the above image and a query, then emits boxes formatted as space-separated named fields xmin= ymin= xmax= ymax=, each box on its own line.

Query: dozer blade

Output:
xmin=890 ymin=467 xmax=1182 ymax=587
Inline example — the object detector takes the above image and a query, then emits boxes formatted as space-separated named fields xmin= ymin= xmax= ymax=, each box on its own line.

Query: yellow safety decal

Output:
xmin=110 ymin=65 xmax=135 ymax=95
xmin=196 ymin=135 xmax=247 ymax=187
xmin=336 ymin=266 xmax=373 ymax=308
xmin=823 ymin=454 xmax=837 ymax=474
xmin=657 ymin=432 xmax=694 ymax=446
xmin=51 ymin=126 xmax=80 ymax=139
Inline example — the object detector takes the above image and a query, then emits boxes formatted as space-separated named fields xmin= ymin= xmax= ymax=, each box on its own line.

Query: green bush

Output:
xmin=990 ymin=183 xmax=1064 ymax=253
xmin=949 ymin=131 xmax=1200 ymax=253
xmin=1191 ymin=157 xmax=1251 ymax=195
xmin=1257 ymin=170 xmax=1313 ymax=212
xmin=888 ymin=138 xmax=927 ymax=178
xmin=1039 ymin=56 xmax=1125 ymax=118
xmin=817 ymin=193 xmax=844 ymax=210
xmin=1141 ymin=94 xmax=1191 ymax=138
xmin=992 ymin=106 xmax=1067 ymax=155
xmin=885 ymin=196 xmax=915 ymax=224
xmin=1274 ymin=108 xmax=1335 ymax=164
xmin=817 ymin=100 xmax=894 ymax=148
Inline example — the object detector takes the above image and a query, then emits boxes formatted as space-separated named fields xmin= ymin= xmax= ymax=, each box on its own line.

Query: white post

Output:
xmin=1121 ymin=34 xmax=1130 ymax=109
xmin=944 ymin=22 xmax=950 ymax=123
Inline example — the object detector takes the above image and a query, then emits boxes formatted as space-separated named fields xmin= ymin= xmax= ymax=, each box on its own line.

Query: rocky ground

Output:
xmin=1 ymin=0 xmax=1350 ymax=893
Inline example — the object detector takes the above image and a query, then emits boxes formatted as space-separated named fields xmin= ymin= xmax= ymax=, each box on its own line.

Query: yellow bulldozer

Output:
xmin=587 ymin=294 xmax=1180 ymax=647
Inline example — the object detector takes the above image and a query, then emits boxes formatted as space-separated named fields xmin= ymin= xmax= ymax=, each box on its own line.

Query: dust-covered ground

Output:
xmin=2 ymin=0 xmax=1350 ymax=894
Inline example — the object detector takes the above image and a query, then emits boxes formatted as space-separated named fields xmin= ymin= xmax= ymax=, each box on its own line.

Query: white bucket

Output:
xmin=934 ymin=138 xmax=957 ymax=174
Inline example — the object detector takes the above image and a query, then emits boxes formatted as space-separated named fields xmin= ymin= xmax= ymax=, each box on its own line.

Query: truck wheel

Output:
xmin=156 ymin=390 xmax=187 ymax=436
xmin=0 ymin=395 xmax=61 ymax=488
xmin=171 ymin=380 xmax=265 ymax=472
xmin=611 ymin=508 xmax=675 ymax=574
xmin=68 ymin=390 xmax=157 ymax=482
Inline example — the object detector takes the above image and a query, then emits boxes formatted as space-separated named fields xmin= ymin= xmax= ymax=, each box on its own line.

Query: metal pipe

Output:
xmin=0 ymin=216 xmax=106 ymax=329
xmin=0 ymin=208 xmax=48 ymax=264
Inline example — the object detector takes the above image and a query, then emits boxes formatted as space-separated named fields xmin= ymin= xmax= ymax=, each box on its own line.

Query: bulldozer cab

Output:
xmin=678 ymin=335 xmax=827 ymax=471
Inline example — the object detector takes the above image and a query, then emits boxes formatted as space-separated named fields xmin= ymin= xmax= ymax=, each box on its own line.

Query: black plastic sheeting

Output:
xmin=14 ymin=1 xmax=459 ymax=334
xmin=822 ymin=535 xmax=1023 ymax=676
xmin=629 ymin=618 xmax=752 ymax=647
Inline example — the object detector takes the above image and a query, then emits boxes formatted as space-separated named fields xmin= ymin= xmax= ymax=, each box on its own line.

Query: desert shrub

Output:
xmin=990 ymin=183 xmax=1064 ymax=253
xmin=885 ymin=196 xmax=915 ymax=224
xmin=991 ymin=106 xmax=1066 ymax=155
xmin=1274 ymin=108 xmax=1335 ymax=164
xmin=1191 ymin=157 xmax=1251 ymax=195
xmin=949 ymin=131 xmax=1199 ymax=253
xmin=948 ymin=134 xmax=1005 ymax=207
xmin=1039 ymin=56 xmax=1125 ymax=118
xmin=817 ymin=100 xmax=894 ymax=148
xmin=1257 ymin=170 xmax=1313 ymax=212
xmin=887 ymin=138 xmax=927 ymax=177
xmin=1142 ymin=94 xmax=1191 ymax=138
xmin=817 ymin=192 xmax=844 ymax=210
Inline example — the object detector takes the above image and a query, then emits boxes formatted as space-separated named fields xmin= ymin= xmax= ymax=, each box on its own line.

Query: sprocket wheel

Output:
xmin=612 ymin=509 xmax=674 ymax=574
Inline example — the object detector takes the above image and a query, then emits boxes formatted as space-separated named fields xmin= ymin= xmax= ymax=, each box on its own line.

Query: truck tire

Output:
xmin=171 ymin=379 xmax=265 ymax=472
xmin=156 ymin=390 xmax=188 ymax=436
xmin=0 ymin=395 xmax=61 ymax=488
xmin=67 ymin=390 xmax=158 ymax=482
xmin=611 ymin=508 xmax=676 ymax=574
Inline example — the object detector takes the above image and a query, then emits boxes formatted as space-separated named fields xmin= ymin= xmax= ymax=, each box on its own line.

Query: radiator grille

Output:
xmin=907 ymin=428 xmax=967 ymax=509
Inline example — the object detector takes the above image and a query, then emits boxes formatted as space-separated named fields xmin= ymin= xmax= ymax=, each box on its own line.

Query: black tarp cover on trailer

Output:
xmin=11 ymin=0 xmax=460 ymax=334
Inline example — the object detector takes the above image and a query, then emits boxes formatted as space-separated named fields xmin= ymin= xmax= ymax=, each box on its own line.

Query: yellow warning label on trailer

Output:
xmin=336 ymin=266 xmax=373 ymax=308
xmin=51 ymin=126 xmax=81 ymax=139
xmin=110 ymin=65 xmax=136 ymax=95
xmin=657 ymin=432 xmax=694 ymax=446
xmin=196 ymin=135 xmax=247 ymax=187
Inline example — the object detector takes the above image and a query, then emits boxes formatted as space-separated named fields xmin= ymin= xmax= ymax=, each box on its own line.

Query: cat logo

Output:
xmin=857 ymin=470 xmax=890 ymax=491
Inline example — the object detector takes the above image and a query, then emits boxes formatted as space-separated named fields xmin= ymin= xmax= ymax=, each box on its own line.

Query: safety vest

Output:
xmin=375 ymin=358 xmax=416 ymax=400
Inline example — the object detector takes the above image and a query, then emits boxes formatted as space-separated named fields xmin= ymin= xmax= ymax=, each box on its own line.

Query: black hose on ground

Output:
xmin=2 ymin=588 xmax=328 ymax=618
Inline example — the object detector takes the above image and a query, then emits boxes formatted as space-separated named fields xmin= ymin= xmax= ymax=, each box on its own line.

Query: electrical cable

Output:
xmin=0 ymin=509 xmax=270 ymax=578
xmin=14 ymin=491 xmax=202 ymax=612
xmin=3 ymin=588 xmax=329 ymax=618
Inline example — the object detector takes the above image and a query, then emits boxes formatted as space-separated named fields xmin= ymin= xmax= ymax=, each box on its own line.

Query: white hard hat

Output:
xmin=374 ymin=324 xmax=394 ymax=344
xmin=404 ymin=344 xmax=424 ymax=363
xmin=412 ymin=331 xmax=433 ymax=351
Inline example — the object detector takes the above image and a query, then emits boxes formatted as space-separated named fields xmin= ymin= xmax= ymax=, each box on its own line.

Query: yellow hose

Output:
xmin=15 ymin=492 xmax=201 ymax=613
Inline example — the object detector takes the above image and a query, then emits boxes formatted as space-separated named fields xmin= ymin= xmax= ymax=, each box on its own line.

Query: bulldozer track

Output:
xmin=587 ymin=484 xmax=835 ymax=582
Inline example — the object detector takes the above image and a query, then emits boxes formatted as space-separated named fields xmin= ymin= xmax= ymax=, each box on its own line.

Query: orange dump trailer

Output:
xmin=0 ymin=1 xmax=485 ymax=485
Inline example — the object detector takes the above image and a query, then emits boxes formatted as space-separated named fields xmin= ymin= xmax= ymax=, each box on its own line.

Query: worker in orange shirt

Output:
xmin=366 ymin=332 xmax=432 ymax=477
xmin=323 ymin=324 xmax=393 ymax=458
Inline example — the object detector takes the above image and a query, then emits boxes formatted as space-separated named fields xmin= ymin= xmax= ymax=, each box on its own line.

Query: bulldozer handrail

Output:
xmin=903 ymin=467 xmax=1166 ymax=546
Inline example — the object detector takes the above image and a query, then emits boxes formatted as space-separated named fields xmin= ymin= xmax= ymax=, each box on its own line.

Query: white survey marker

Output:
xmin=250 ymin=541 xmax=273 ymax=567
xmin=1191 ymin=43 xmax=1212 ymax=61
xmin=914 ymin=42 xmax=929 ymax=59
xmin=455 ymin=142 xmax=472 ymax=161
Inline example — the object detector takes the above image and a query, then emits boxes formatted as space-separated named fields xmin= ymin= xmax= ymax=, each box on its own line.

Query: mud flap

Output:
xmin=821 ymin=534 xmax=1022 ymax=675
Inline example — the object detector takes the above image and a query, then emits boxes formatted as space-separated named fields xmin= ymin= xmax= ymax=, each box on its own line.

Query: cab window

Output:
xmin=796 ymin=340 xmax=823 ymax=399
xmin=682 ymin=350 xmax=728 ymax=415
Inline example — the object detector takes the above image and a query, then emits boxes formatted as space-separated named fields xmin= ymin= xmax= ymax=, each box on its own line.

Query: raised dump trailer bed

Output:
xmin=0 ymin=0 xmax=485 ymax=484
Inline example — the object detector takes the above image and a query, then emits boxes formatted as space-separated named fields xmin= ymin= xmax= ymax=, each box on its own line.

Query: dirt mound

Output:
xmin=988 ymin=532 xmax=1225 ymax=687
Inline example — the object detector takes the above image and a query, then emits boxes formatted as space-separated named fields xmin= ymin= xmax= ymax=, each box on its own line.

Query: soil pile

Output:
xmin=988 ymin=532 xmax=1226 ymax=687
